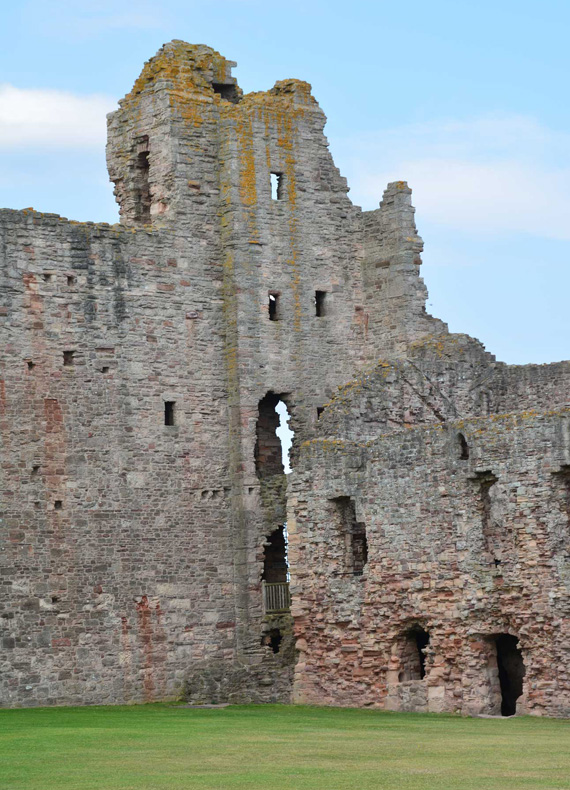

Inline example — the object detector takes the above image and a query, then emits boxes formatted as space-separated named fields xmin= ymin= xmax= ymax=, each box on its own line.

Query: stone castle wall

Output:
xmin=1 ymin=41 xmax=568 ymax=714
xmin=289 ymin=344 xmax=570 ymax=717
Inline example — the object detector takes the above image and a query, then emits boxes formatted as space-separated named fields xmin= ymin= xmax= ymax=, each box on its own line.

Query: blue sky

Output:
xmin=1 ymin=0 xmax=568 ymax=364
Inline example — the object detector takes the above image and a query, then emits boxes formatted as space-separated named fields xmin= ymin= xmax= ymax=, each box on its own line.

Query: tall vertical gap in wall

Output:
xmin=134 ymin=136 xmax=151 ymax=225
xmin=554 ymin=465 xmax=570 ymax=533
xmin=494 ymin=634 xmax=525 ymax=716
xmin=475 ymin=471 xmax=498 ymax=562
xmin=331 ymin=496 xmax=368 ymax=575
xmin=270 ymin=173 xmax=284 ymax=200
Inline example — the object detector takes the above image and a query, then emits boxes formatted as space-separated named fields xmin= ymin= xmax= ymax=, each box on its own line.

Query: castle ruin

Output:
xmin=1 ymin=42 xmax=569 ymax=717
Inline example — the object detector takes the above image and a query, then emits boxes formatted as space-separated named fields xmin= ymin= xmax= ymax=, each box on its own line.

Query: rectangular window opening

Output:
xmin=212 ymin=83 xmax=240 ymax=103
xmin=63 ymin=350 xmax=75 ymax=366
xmin=164 ymin=401 xmax=175 ymax=426
xmin=67 ymin=275 xmax=76 ymax=286
xmin=315 ymin=290 xmax=327 ymax=317
xmin=268 ymin=292 xmax=280 ymax=321
xmin=331 ymin=496 xmax=368 ymax=575
xmin=270 ymin=173 xmax=284 ymax=200
xmin=134 ymin=136 xmax=151 ymax=225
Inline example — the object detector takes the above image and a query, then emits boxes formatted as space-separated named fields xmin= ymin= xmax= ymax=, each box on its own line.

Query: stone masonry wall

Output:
xmin=2 ymin=40 xmax=567 ymax=713
xmin=290 ymin=344 xmax=570 ymax=717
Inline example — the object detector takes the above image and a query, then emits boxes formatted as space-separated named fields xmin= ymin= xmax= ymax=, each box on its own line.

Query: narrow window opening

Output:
xmin=66 ymin=275 xmax=76 ymax=286
xmin=270 ymin=172 xmax=284 ymax=200
xmin=134 ymin=136 xmax=151 ymax=225
xmin=261 ymin=628 xmax=283 ymax=654
xmin=262 ymin=526 xmax=288 ymax=583
xmin=458 ymin=433 xmax=469 ymax=460
xmin=51 ymin=596 xmax=60 ymax=603
xmin=212 ymin=83 xmax=240 ymax=103
xmin=54 ymin=500 xmax=62 ymax=510
xmin=317 ymin=407 xmax=324 ymax=420
xmin=101 ymin=366 xmax=109 ymax=374
xmin=494 ymin=634 xmax=525 ymax=716
xmin=31 ymin=465 xmax=40 ymax=477
xmin=42 ymin=273 xmax=52 ymax=282
xmin=399 ymin=625 xmax=430 ymax=681
xmin=315 ymin=290 xmax=327 ymax=317
xmin=475 ymin=471 xmax=498 ymax=558
xmin=554 ymin=465 xmax=570 ymax=533
xmin=331 ymin=496 xmax=368 ymax=575
xmin=27 ymin=360 xmax=35 ymax=371
xmin=164 ymin=401 xmax=175 ymax=426
xmin=255 ymin=393 xmax=292 ymax=477
xmin=268 ymin=292 xmax=280 ymax=321
xmin=63 ymin=350 xmax=75 ymax=366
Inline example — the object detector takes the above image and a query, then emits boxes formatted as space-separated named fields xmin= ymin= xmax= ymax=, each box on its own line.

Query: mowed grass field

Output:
xmin=1 ymin=704 xmax=570 ymax=790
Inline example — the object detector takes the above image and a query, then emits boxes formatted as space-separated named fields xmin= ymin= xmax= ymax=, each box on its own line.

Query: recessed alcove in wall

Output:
xmin=458 ymin=432 xmax=470 ymax=460
xmin=212 ymin=83 xmax=240 ymax=103
xmin=330 ymin=496 xmax=367 ymax=575
xmin=398 ymin=625 xmax=430 ymax=682
xmin=134 ymin=136 xmax=151 ymax=225
xmin=262 ymin=526 xmax=288 ymax=584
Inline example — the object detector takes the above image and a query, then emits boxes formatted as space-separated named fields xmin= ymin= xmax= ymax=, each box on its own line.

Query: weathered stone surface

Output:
xmin=0 ymin=41 xmax=567 ymax=715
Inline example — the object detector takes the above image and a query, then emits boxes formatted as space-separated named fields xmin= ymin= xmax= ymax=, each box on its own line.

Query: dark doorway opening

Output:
xmin=495 ymin=634 xmax=525 ymax=716
xmin=399 ymin=625 xmax=430 ymax=681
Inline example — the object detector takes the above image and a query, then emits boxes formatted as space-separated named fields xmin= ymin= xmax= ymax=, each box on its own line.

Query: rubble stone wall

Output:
xmin=1 ymin=40 xmax=568 ymax=714
xmin=289 ymin=350 xmax=570 ymax=717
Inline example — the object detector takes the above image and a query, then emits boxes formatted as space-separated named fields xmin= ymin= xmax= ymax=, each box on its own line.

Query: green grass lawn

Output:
xmin=1 ymin=704 xmax=569 ymax=790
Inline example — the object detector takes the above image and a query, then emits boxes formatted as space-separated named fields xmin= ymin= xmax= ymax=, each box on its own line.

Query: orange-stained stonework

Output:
xmin=1 ymin=42 xmax=568 ymax=715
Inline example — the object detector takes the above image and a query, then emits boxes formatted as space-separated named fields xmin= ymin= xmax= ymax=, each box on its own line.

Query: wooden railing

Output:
xmin=262 ymin=581 xmax=291 ymax=614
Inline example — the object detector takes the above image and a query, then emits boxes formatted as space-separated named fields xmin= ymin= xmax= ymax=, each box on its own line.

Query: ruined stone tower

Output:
xmin=1 ymin=42 xmax=569 ymax=716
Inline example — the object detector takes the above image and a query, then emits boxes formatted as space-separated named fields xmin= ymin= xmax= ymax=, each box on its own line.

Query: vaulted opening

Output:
xmin=270 ymin=173 xmax=284 ymax=200
xmin=398 ymin=625 xmax=430 ymax=682
xmin=331 ymin=496 xmax=368 ymax=575
xmin=458 ymin=432 xmax=469 ymax=460
xmin=494 ymin=634 xmax=525 ymax=716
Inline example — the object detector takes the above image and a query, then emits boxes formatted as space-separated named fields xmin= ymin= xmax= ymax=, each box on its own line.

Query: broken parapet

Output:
xmin=362 ymin=181 xmax=447 ymax=356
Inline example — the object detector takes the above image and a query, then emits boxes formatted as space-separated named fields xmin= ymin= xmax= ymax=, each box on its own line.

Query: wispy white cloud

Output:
xmin=333 ymin=115 xmax=570 ymax=241
xmin=22 ymin=0 xmax=168 ymax=35
xmin=0 ymin=85 xmax=116 ymax=148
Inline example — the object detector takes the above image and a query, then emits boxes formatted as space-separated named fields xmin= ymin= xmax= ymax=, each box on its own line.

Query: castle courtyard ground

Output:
xmin=1 ymin=704 xmax=569 ymax=790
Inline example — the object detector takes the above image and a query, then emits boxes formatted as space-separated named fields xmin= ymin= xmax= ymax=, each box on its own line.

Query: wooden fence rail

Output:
xmin=262 ymin=581 xmax=291 ymax=614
